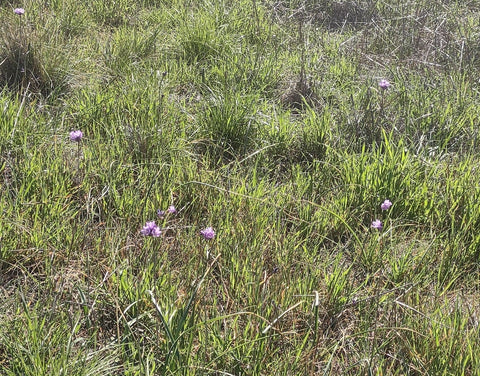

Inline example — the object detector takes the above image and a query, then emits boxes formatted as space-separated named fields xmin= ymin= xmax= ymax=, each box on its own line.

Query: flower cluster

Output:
xmin=141 ymin=221 xmax=161 ymax=237
xmin=371 ymin=219 xmax=383 ymax=230
xmin=381 ymin=199 xmax=392 ymax=211
xmin=157 ymin=205 xmax=177 ymax=219
xmin=371 ymin=199 xmax=392 ymax=230
xmin=144 ymin=204 xmax=215 ymax=240
xmin=69 ymin=130 xmax=83 ymax=142
xmin=378 ymin=79 xmax=391 ymax=90
xmin=200 ymin=227 xmax=215 ymax=240
xmin=14 ymin=8 xmax=25 ymax=15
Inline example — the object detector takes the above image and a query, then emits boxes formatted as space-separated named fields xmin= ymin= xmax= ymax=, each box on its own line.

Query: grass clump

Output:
xmin=0 ymin=7 xmax=74 ymax=99
xmin=0 ymin=299 xmax=120 ymax=376
xmin=199 ymin=90 xmax=259 ymax=158
xmin=0 ymin=20 xmax=47 ymax=95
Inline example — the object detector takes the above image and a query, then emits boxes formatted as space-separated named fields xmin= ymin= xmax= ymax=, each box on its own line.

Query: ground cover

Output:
xmin=2 ymin=0 xmax=480 ymax=374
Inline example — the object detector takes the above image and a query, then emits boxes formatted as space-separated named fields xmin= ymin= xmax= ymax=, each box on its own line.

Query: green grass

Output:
xmin=2 ymin=0 xmax=480 ymax=374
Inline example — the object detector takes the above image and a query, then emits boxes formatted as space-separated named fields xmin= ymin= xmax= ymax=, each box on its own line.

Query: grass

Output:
xmin=2 ymin=0 xmax=480 ymax=374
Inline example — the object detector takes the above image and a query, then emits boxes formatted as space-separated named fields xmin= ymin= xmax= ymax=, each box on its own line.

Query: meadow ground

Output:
xmin=2 ymin=0 xmax=480 ymax=374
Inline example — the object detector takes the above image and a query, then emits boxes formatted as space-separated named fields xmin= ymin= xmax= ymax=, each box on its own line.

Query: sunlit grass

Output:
xmin=1 ymin=0 xmax=480 ymax=374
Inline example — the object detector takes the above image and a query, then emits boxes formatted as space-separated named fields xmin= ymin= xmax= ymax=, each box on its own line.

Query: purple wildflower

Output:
xmin=141 ymin=221 xmax=161 ymax=237
xmin=167 ymin=205 xmax=177 ymax=214
xmin=200 ymin=227 xmax=215 ymax=240
xmin=14 ymin=8 xmax=25 ymax=15
xmin=381 ymin=199 xmax=392 ymax=211
xmin=378 ymin=79 xmax=391 ymax=90
xmin=157 ymin=209 xmax=166 ymax=218
xmin=69 ymin=130 xmax=83 ymax=142
xmin=371 ymin=220 xmax=383 ymax=230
